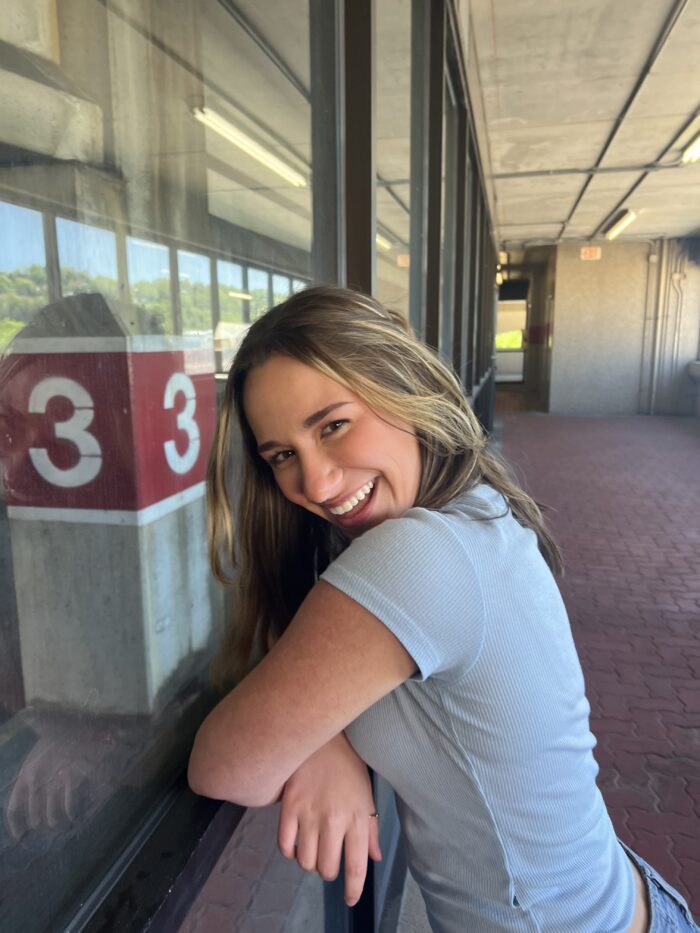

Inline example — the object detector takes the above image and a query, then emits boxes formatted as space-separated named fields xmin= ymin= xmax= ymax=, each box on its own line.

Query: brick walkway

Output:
xmin=500 ymin=413 xmax=700 ymax=918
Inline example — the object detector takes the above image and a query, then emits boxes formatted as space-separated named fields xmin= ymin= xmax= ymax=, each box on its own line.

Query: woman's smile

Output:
xmin=243 ymin=355 xmax=421 ymax=538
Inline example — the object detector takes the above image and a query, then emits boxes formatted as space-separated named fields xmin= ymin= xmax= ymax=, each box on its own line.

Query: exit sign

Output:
xmin=580 ymin=246 xmax=602 ymax=261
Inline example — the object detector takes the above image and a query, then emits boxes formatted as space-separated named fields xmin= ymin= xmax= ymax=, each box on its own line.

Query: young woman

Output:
xmin=188 ymin=287 xmax=697 ymax=932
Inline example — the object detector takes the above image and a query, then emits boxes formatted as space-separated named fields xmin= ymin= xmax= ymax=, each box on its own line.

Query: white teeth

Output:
xmin=329 ymin=481 xmax=374 ymax=516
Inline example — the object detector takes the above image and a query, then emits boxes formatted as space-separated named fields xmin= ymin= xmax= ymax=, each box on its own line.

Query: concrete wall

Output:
xmin=549 ymin=241 xmax=651 ymax=415
xmin=550 ymin=239 xmax=700 ymax=416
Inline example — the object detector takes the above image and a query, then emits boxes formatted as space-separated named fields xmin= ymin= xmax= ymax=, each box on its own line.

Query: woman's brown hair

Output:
xmin=208 ymin=286 xmax=562 ymax=687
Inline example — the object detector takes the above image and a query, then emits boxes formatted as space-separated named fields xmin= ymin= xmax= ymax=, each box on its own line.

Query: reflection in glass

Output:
xmin=0 ymin=202 xmax=47 ymax=351
xmin=0 ymin=0 xmax=314 ymax=927
xmin=272 ymin=274 xmax=291 ymax=305
xmin=178 ymin=250 xmax=212 ymax=335
xmin=375 ymin=0 xmax=411 ymax=316
xmin=216 ymin=260 xmax=251 ymax=371
xmin=56 ymin=218 xmax=119 ymax=303
xmin=248 ymin=267 xmax=270 ymax=320
xmin=200 ymin=1 xmax=312 ymax=254
xmin=126 ymin=237 xmax=174 ymax=334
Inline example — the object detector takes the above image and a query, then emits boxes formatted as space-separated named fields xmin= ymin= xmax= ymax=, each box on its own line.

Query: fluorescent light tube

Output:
xmin=604 ymin=209 xmax=637 ymax=240
xmin=194 ymin=107 xmax=307 ymax=188
xmin=375 ymin=233 xmax=392 ymax=251
xmin=227 ymin=290 xmax=252 ymax=300
xmin=681 ymin=132 xmax=700 ymax=164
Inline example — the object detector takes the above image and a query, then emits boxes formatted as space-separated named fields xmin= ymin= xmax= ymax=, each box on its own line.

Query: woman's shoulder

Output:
xmin=440 ymin=483 xmax=509 ymax=521
xmin=337 ymin=485 xmax=508 ymax=562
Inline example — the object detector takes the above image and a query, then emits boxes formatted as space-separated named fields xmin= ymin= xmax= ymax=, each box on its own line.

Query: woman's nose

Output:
xmin=299 ymin=453 xmax=340 ymax=504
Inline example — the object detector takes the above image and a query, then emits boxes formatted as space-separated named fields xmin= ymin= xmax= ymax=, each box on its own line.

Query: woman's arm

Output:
xmin=188 ymin=579 xmax=416 ymax=806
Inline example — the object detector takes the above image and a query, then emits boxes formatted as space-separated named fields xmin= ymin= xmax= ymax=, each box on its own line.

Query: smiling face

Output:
xmin=243 ymin=354 xmax=421 ymax=538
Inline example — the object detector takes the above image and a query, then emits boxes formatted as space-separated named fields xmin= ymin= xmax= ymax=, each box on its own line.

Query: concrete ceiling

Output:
xmin=468 ymin=0 xmax=700 ymax=247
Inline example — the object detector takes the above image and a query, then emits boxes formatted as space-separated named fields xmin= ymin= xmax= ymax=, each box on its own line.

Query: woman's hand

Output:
xmin=278 ymin=732 xmax=381 ymax=907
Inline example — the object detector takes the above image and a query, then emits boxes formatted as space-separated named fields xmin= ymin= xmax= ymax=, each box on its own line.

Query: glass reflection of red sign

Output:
xmin=1 ymin=341 xmax=216 ymax=515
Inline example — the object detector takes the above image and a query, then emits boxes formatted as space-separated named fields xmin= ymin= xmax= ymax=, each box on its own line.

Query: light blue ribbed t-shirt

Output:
xmin=321 ymin=484 xmax=636 ymax=933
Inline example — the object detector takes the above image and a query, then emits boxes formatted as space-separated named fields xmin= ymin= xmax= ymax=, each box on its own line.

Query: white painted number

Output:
xmin=163 ymin=372 xmax=200 ymax=474
xmin=28 ymin=377 xmax=102 ymax=487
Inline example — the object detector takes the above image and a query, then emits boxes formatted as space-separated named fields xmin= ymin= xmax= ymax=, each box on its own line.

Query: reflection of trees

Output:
xmin=0 ymin=266 xmax=277 ymax=343
xmin=0 ymin=265 xmax=49 ymax=324
xmin=131 ymin=277 xmax=172 ymax=332
xmin=178 ymin=281 xmax=213 ymax=332
xmin=250 ymin=289 xmax=269 ymax=320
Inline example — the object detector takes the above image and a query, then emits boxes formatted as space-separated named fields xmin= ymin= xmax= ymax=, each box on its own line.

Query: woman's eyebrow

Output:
xmin=256 ymin=402 xmax=351 ymax=453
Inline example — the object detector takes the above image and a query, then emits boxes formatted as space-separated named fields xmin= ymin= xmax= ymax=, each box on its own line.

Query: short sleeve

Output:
xmin=320 ymin=507 xmax=484 ymax=682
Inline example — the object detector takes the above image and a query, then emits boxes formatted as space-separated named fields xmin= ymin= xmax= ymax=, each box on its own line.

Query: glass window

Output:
xmin=126 ymin=237 xmax=174 ymax=334
xmin=0 ymin=202 xmax=48 ymax=352
xmin=272 ymin=273 xmax=291 ymax=304
xmin=0 ymin=1 xmax=314 ymax=928
xmin=216 ymin=259 xmax=250 ymax=371
xmin=178 ymin=250 xmax=212 ymax=335
xmin=217 ymin=260 xmax=248 ymax=323
xmin=56 ymin=218 xmax=119 ymax=303
xmin=248 ymin=267 xmax=270 ymax=320
xmin=439 ymin=70 xmax=459 ymax=366
xmin=375 ymin=0 xmax=411 ymax=317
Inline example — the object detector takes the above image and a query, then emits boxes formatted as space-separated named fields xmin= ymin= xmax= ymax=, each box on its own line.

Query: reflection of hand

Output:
xmin=5 ymin=735 xmax=94 ymax=840
xmin=278 ymin=732 xmax=381 ymax=907
xmin=4 ymin=712 xmax=139 ymax=841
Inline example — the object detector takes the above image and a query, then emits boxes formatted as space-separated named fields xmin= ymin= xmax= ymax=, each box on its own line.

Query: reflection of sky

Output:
xmin=217 ymin=259 xmax=243 ymax=289
xmin=0 ymin=202 xmax=45 ymax=271
xmin=127 ymin=236 xmax=170 ymax=283
xmin=56 ymin=218 xmax=117 ymax=279
xmin=178 ymin=250 xmax=210 ymax=285
xmin=248 ymin=267 xmax=269 ymax=293
xmin=273 ymin=274 xmax=290 ymax=301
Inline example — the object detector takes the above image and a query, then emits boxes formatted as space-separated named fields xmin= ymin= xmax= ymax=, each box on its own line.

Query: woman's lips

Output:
xmin=329 ymin=480 xmax=377 ymax=527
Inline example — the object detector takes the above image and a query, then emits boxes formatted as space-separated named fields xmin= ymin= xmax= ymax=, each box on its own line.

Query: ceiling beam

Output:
xmin=558 ymin=0 xmax=691 ymax=240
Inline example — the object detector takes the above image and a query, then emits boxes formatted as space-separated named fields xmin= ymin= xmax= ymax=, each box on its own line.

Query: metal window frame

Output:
xmin=409 ymin=0 xmax=444 ymax=341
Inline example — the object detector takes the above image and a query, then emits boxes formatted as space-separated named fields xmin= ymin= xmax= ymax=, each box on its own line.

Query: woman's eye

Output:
xmin=269 ymin=449 xmax=294 ymax=466
xmin=322 ymin=419 xmax=348 ymax=436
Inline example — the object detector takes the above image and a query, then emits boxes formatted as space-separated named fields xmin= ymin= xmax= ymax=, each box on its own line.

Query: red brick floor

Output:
xmin=500 ymin=413 xmax=700 ymax=918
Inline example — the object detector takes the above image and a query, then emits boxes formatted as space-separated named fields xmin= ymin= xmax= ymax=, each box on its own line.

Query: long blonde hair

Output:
xmin=208 ymin=286 xmax=562 ymax=686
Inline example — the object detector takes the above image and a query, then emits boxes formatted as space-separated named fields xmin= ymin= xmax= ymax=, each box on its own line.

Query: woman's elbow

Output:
xmin=187 ymin=729 xmax=281 ymax=807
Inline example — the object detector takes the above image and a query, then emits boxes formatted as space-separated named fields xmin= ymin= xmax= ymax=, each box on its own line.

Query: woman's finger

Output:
xmin=316 ymin=819 xmax=344 ymax=882
xmin=277 ymin=806 xmax=299 ymax=860
xmin=368 ymin=812 xmax=382 ymax=862
xmin=295 ymin=818 xmax=320 ymax=873
xmin=342 ymin=819 xmax=369 ymax=907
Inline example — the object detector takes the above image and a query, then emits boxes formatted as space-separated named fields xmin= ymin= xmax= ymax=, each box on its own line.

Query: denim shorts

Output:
xmin=620 ymin=841 xmax=699 ymax=932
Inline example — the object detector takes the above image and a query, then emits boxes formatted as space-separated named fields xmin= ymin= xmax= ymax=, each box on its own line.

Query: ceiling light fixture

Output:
xmin=227 ymin=290 xmax=252 ymax=301
xmin=603 ymin=208 xmax=637 ymax=240
xmin=375 ymin=233 xmax=392 ymax=251
xmin=193 ymin=106 xmax=307 ymax=188
xmin=681 ymin=132 xmax=700 ymax=164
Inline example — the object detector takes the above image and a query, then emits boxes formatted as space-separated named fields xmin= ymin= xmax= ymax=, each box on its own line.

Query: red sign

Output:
xmin=580 ymin=246 xmax=602 ymax=261
xmin=1 ymin=347 xmax=215 ymax=513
